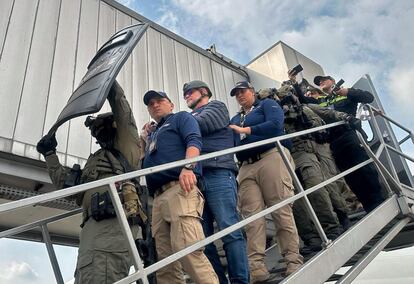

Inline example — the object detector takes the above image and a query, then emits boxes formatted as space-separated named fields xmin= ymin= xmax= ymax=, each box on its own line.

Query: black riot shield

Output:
xmin=47 ymin=23 xmax=148 ymax=135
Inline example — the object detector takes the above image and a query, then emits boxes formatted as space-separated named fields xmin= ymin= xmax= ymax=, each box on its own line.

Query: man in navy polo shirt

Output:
xmin=229 ymin=81 xmax=303 ymax=283
xmin=141 ymin=90 xmax=218 ymax=284
xmin=183 ymin=80 xmax=249 ymax=284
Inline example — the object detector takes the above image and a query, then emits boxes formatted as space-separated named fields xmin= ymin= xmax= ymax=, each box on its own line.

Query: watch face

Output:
xmin=185 ymin=164 xmax=194 ymax=170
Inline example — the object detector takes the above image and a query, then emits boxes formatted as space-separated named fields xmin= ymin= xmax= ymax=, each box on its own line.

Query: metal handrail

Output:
xmin=1 ymin=104 xmax=414 ymax=284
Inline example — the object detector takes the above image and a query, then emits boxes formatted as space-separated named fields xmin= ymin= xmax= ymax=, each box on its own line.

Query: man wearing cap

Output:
xmin=182 ymin=80 xmax=249 ymax=284
xmin=141 ymin=90 xmax=218 ymax=284
xmin=229 ymin=81 xmax=303 ymax=283
xmin=313 ymin=75 xmax=385 ymax=212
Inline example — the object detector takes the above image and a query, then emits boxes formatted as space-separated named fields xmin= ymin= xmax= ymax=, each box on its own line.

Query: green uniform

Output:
xmin=45 ymin=82 xmax=142 ymax=284
xmin=307 ymin=104 xmax=363 ymax=212
xmin=283 ymin=104 xmax=342 ymax=245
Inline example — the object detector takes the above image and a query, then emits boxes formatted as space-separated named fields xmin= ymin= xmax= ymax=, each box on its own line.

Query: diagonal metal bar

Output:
xmin=0 ymin=122 xmax=345 ymax=215
xmin=399 ymin=134 xmax=411 ymax=145
xmin=367 ymin=105 xmax=399 ymax=181
xmin=41 ymin=224 xmax=64 ymax=284
xmin=337 ymin=217 xmax=410 ymax=284
xmin=369 ymin=105 xmax=413 ymax=136
xmin=386 ymin=144 xmax=414 ymax=164
xmin=0 ymin=208 xmax=82 ymax=238
xmin=280 ymin=196 xmax=401 ymax=284
xmin=275 ymin=141 xmax=329 ymax=245
xmin=114 ymin=158 xmax=377 ymax=284
xmin=107 ymin=183 xmax=149 ymax=284
xmin=355 ymin=131 xmax=402 ymax=195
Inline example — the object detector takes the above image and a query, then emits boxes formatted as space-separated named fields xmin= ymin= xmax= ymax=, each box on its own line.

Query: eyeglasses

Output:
xmin=184 ymin=89 xmax=197 ymax=99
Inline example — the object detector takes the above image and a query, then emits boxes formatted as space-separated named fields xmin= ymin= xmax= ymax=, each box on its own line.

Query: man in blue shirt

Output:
xmin=229 ymin=81 xmax=303 ymax=283
xmin=183 ymin=80 xmax=249 ymax=284
xmin=142 ymin=90 xmax=218 ymax=284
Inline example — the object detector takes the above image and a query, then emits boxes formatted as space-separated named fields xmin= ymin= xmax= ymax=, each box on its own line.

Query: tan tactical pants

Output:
xmin=237 ymin=148 xmax=303 ymax=280
xmin=151 ymin=183 xmax=218 ymax=284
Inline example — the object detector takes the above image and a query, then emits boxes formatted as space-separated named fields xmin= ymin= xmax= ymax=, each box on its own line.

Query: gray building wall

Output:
xmin=0 ymin=0 xmax=246 ymax=167
xmin=247 ymin=41 xmax=324 ymax=86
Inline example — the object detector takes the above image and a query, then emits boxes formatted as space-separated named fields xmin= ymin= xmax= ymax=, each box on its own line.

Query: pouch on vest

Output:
xmin=90 ymin=191 xmax=116 ymax=221
xmin=121 ymin=181 xmax=147 ymax=224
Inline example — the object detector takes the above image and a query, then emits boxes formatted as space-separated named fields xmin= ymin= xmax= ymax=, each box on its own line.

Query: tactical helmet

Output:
xmin=85 ymin=112 xmax=116 ymax=148
xmin=276 ymin=85 xmax=294 ymax=100
xmin=257 ymin=88 xmax=279 ymax=101
xmin=182 ymin=80 xmax=212 ymax=98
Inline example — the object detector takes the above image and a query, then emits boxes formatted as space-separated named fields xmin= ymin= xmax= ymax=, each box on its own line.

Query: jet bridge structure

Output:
xmin=1 ymin=0 xmax=414 ymax=283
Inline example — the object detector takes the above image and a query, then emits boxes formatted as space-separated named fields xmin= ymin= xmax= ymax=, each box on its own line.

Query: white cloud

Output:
xmin=0 ymin=261 xmax=39 ymax=281
xmin=154 ymin=0 xmax=414 ymax=137
xmin=388 ymin=66 xmax=414 ymax=107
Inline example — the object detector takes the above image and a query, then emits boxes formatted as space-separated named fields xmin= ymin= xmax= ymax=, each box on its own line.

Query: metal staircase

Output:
xmin=0 ymin=103 xmax=413 ymax=284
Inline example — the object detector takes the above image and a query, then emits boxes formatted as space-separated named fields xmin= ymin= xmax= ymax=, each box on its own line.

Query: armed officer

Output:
xmin=258 ymin=86 xmax=342 ymax=251
xmin=313 ymin=75 xmax=385 ymax=212
xmin=296 ymin=84 xmax=363 ymax=213
xmin=36 ymin=81 xmax=143 ymax=283
xmin=141 ymin=90 xmax=218 ymax=284
xmin=229 ymin=81 xmax=303 ymax=283
xmin=183 ymin=80 xmax=249 ymax=284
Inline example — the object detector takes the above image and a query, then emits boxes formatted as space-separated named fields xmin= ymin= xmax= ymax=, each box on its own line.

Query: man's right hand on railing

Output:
xmin=343 ymin=115 xmax=369 ymax=140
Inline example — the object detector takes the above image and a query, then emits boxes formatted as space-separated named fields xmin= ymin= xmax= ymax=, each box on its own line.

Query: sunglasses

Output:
xmin=184 ymin=89 xmax=198 ymax=99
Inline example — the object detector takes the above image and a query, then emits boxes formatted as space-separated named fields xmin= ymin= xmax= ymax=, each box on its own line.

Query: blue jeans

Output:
xmin=200 ymin=169 xmax=249 ymax=284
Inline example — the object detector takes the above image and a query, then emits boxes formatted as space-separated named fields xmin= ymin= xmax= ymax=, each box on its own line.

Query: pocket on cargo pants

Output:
xmin=171 ymin=188 xmax=205 ymax=251
xmin=74 ymin=250 xmax=130 ymax=284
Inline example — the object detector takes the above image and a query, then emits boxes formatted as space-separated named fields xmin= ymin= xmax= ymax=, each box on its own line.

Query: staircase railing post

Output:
xmin=275 ymin=141 xmax=330 ymax=246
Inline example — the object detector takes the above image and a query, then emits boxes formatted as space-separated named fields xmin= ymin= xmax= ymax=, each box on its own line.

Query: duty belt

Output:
xmin=242 ymin=148 xmax=276 ymax=165
xmin=81 ymin=208 xmax=142 ymax=228
xmin=154 ymin=180 xmax=180 ymax=197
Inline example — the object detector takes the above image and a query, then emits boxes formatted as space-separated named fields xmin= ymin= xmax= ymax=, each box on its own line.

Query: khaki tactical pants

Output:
xmin=151 ymin=183 xmax=218 ymax=284
xmin=237 ymin=148 xmax=303 ymax=279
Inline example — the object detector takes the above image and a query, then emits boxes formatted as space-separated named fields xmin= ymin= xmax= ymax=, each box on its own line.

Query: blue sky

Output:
xmin=2 ymin=0 xmax=414 ymax=283
xmin=118 ymin=0 xmax=414 ymax=165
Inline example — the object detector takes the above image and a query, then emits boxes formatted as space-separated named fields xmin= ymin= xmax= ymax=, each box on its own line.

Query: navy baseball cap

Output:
xmin=313 ymin=75 xmax=335 ymax=86
xmin=143 ymin=90 xmax=171 ymax=105
xmin=230 ymin=81 xmax=254 ymax=96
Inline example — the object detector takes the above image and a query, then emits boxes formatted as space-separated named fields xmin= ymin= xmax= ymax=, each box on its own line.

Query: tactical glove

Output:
xmin=343 ymin=115 xmax=366 ymax=133
xmin=36 ymin=133 xmax=57 ymax=157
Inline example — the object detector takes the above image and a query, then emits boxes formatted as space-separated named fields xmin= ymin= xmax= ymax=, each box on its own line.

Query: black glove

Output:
xmin=36 ymin=133 xmax=57 ymax=157
xmin=343 ymin=115 xmax=361 ymax=130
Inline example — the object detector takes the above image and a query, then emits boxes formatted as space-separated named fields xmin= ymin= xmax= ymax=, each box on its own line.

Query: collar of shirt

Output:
xmin=156 ymin=113 xmax=174 ymax=128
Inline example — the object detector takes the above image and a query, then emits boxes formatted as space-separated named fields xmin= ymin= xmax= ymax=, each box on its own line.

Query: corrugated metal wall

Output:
xmin=0 ymin=0 xmax=246 ymax=167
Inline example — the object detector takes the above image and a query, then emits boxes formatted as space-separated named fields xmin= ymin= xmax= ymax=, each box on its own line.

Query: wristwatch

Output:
xmin=184 ymin=163 xmax=195 ymax=171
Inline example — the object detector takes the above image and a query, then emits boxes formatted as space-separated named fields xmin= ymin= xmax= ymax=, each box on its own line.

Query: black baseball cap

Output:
xmin=230 ymin=81 xmax=254 ymax=96
xmin=313 ymin=75 xmax=335 ymax=86
xmin=143 ymin=90 xmax=171 ymax=105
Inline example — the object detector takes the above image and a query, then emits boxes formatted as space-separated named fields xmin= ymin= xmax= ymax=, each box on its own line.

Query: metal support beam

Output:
xmin=337 ymin=217 xmax=410 ymax=284
xmin=0 ymin=208 xmax=82 ymax=238
xmin=41 ymin=224 xmax=64 ymax=284
xmin=276 ymin=141 xmax=330 ymax=246
xmin=368 ymin=106 xmax=399 ymax=181
xmin=107 ymin=183 xmax=149 ymax=284
xmin=281 ymin=196 xmax=401 ymax=284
